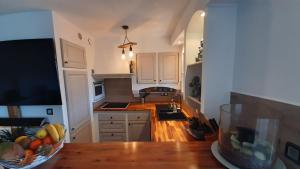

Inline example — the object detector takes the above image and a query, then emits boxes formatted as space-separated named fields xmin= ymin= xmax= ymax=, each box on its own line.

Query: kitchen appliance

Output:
xmin=101 ymin=102 xmax=129 ymax=109
xmin=93 ymin=81 xmax=105 ymax=102
xmin=216 ymin=104 xmax=281 ymax=169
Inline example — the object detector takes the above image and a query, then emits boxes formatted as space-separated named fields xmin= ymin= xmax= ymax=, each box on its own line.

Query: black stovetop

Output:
xmin=101 ymin=102 xmax=129 ymax=109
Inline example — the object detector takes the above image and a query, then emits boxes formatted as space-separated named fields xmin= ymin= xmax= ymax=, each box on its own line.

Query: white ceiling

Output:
xmin=0 ymin=0 xmax=191 ymax=38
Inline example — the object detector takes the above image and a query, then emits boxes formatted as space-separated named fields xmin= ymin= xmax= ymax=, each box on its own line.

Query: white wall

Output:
xmin=0 ymin=11 xmax=53 ymax=41
xmin=94 ymin=26 xmax=180 ymax=91
xmin=171 ymin=0 xmax=209 ymax=45
xmin=201 ymin=4 xmax=237 ymax=120
xmin=185 ymin=10 xmax=205 ymax=66
xmin=52 ymin=12 xmax=96 ymax=142
xmin=233 ymin=0 xmax=300 ymax=106
xmin=0 ymin=11 xmax=64 ymax=124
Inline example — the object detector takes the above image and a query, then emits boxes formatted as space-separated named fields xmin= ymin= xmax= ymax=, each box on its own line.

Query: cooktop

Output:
xmin=101 ymin=102 xmax=129 ymax=109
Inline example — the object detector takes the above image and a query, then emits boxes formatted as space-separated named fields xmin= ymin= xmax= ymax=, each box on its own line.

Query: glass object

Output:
xmin=219 ymin=104 xmax=280 ymax=169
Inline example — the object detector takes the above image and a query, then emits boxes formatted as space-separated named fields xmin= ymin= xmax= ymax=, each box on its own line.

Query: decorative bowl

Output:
xmin=0 ymin=124 xmax=66 ymax=169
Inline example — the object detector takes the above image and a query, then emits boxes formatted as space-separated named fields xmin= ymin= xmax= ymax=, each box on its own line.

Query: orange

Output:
xmin=29 ymin=139 xmax=42 ymax=150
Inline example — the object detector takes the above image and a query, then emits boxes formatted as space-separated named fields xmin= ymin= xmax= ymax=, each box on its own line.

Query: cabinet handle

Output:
xmin=154 ymin=80 xmax=156 ymax=82
xmin=137 ymin=116 xmax=140 ymax=119
xmin=64 ymin=61 xmax=68 ymax=64
xmin=111 ymin=133 xmax=114 ymax=136
xmin=72 ymin=136 xmax=76 ymax=140
xmin=110 ymin=116 xmax=113 ymax=119
xmin=110 ymin=121 xmax=113 ymax=124
xmin=71 ymin=128 xmax=75 ymax=131
xmin=159 ymin=80 xmax=162 ymax=82
xmin=128 ymin=123 xmax=131 ymax=126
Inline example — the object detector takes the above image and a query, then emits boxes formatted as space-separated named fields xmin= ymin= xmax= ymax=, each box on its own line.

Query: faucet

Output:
xmin=171 ymin=91 xmax=182 ymax=113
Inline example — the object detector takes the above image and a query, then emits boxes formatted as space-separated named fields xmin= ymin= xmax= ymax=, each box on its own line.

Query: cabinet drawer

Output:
xmin=128 ymin=112 xmax=149 ymax=121
xmin=99 ymin=132 xmax=126 ymax=141
xmin=99 ymin=121 xmax=126 ymax=132
xmin=98 ymin=113 xmax=126 ymax=121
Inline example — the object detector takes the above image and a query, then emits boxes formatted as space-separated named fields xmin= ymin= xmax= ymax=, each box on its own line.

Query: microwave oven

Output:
xmin=93 ymin=81 xmax=105 ymax=102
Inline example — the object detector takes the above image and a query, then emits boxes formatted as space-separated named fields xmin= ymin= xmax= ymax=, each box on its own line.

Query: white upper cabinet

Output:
xmin=61 ymin=39 xmax=87 ymax=69
xmin=136 ymin=53 xmax=157 ymax=84
xmin=158 ymin=52 xmax=179 ymax=84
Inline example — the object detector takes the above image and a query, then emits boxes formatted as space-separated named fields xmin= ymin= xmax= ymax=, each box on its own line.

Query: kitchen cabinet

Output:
xmin=128 ymin=121 xmax=150 ymax=141
xmin=61 ymin=39 xmax=87 ymax=69
xmin=136 ymin=52 xmax=179 ymax=84
xmin=158 ymin=52 xmax=179 ymax=84
xmin=136 ymin=53 xmax=156 ymax=84
xmin=128 ymin=112 xmax=150 ymax=141
xmin=98 ymin=111 xmax=151 ymax=142
xmin=64 ymin=70 xmax=92 ymax=143
xmin=98 ymin=112 xmax=127 ymax=142
xmin=70 ymin=119 xmax=92 ymax=143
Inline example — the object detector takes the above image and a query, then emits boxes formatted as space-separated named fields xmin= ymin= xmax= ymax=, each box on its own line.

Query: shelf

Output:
xmin=187 ymin=96 xmax=201 ymax=105
xmin=187 ymin=61 xmax=202 ymax=67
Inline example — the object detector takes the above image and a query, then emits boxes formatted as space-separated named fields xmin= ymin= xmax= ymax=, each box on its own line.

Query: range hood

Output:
xmin=92 ymin=73 xmax=134 ymax=80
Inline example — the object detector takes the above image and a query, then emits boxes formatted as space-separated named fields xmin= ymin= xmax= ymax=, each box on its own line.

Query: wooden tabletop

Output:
xmin=36 ymin=142 xmax=225 ymax=169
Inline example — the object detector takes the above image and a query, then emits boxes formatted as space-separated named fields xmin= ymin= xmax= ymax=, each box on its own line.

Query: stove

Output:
xmin=101 ymin=102 xmax=129 ymax=109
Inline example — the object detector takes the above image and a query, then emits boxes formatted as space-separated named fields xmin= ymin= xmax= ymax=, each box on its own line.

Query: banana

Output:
xmin=53 ymin=123 xmax=65 ymax=140
xmin=15 ymin=136 xmax=28 ymax=143
xmin=46 ymin=124 xmax=60 ymax=143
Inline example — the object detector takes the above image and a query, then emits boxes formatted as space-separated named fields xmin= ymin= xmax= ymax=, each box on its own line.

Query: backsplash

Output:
xmin=230 ymin=92 xmax=300 ymax=169
xmin=104 ymin=78 xmax=137 ymax=102
xmin=104 ymin=78 xmax=180 ymax=103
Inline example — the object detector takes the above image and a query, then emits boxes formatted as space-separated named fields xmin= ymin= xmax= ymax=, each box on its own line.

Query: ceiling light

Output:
xmin=201 ymin=12 xmax=206 ymax=17
xmin=121 ymin=48 xmax=126 ymax=60
xmin=118 ymin=25 xmax=137 ymax=60
xmin=129 ymin=45 xmax=133 ymax=58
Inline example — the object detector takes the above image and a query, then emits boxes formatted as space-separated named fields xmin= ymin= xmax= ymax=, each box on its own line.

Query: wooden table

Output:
xmin=36 ymin=142 xmax=224 ymax=169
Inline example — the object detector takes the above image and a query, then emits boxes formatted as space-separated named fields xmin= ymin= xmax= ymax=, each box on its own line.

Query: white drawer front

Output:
xmin=99 ymin=121 xmax=126 ymax=132
xmin=98 ymin=113 xmax=126 ymax=121
xmin=99 ymin=132 xmax=126 ymax=141
xmin=128 ymin=112 xmax=149 ymax=121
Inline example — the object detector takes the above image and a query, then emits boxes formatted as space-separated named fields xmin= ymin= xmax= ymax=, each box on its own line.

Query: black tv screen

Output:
xmin=0 ymin=38 xmax=62 ymax=105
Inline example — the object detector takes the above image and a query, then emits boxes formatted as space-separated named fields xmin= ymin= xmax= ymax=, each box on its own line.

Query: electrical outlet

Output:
xmin=46 ymin=108 xmax=54 ymax=115
xmin=285 ymin=142 xmax=300 ymax=165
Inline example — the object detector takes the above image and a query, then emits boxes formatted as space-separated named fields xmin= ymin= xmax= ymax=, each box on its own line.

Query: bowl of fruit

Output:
xmin=0 ymin=123 xmax=65 ymax=169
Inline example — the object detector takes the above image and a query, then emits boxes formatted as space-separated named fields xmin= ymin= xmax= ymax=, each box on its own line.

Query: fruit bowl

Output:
xmin=0 ymin=124 xmax=66 ymax=169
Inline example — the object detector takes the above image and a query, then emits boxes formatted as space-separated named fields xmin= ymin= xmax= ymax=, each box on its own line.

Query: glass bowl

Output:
xmin=218 ymin=104 xmax=281 ymax=169
xmin=0 ymin=125 xmax=66 ymax=169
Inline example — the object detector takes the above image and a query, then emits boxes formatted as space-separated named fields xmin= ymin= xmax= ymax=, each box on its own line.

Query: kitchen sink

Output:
xmin=156 ymin=104 xmax=187 ymax=121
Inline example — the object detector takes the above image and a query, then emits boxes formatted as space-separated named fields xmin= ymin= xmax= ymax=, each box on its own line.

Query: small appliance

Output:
xmin=93 ymin=81 xmax=105 ymax=102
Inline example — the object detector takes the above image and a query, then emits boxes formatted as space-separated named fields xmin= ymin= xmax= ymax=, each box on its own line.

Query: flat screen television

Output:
xmin=0 ymin=38 xmax=62 ymax=105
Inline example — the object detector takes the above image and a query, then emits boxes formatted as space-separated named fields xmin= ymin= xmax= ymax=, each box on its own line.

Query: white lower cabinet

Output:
xmin=128 ymin=121 xmax=150 ymax=141
xmin=98 ymin=111 xmax=151 ymax=142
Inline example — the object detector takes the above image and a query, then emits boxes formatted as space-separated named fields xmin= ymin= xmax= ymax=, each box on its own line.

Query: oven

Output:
xmin=93 ymin=81 xmax=105 ymax=102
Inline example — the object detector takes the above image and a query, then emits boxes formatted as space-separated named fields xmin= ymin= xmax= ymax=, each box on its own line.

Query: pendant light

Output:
xmin=121 ymin=48 xmax=126 ymax=60
xmin=118 ymin=25 xmax=137 ymax=60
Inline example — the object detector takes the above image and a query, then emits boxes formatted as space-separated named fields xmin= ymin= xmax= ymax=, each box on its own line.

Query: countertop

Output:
xmin=36 ymin=142 xmax=225 ymax=169
xmin=94 ymin=102 xmax=198 ymax=142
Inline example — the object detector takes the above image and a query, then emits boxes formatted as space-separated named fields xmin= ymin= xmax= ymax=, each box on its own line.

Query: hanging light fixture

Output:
xmin=118 ymin=25 xmax=137 ymax=60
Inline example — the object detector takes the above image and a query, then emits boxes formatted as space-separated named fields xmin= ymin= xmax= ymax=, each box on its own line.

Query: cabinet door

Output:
xmin=61 ymin=39 xmax=87 ymax=69
xmin=158 ymin=52 xmax=179 ymax=84
xmin=128 ymin=121 xmax=150 ymax=141
xmin=64 ymin=70 xmax=92 ymax=142
xmin=71 ymin=119 xmax=92 ymax=143
xmin=136 ymin=53 xmax=156 ymax=84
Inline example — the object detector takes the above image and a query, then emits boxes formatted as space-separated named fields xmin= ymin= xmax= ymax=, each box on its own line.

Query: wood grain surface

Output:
xmin=36 ymin=142 xmax=224 ymax=169
xmin=94 ymin=102 xmax=216 ymax=142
